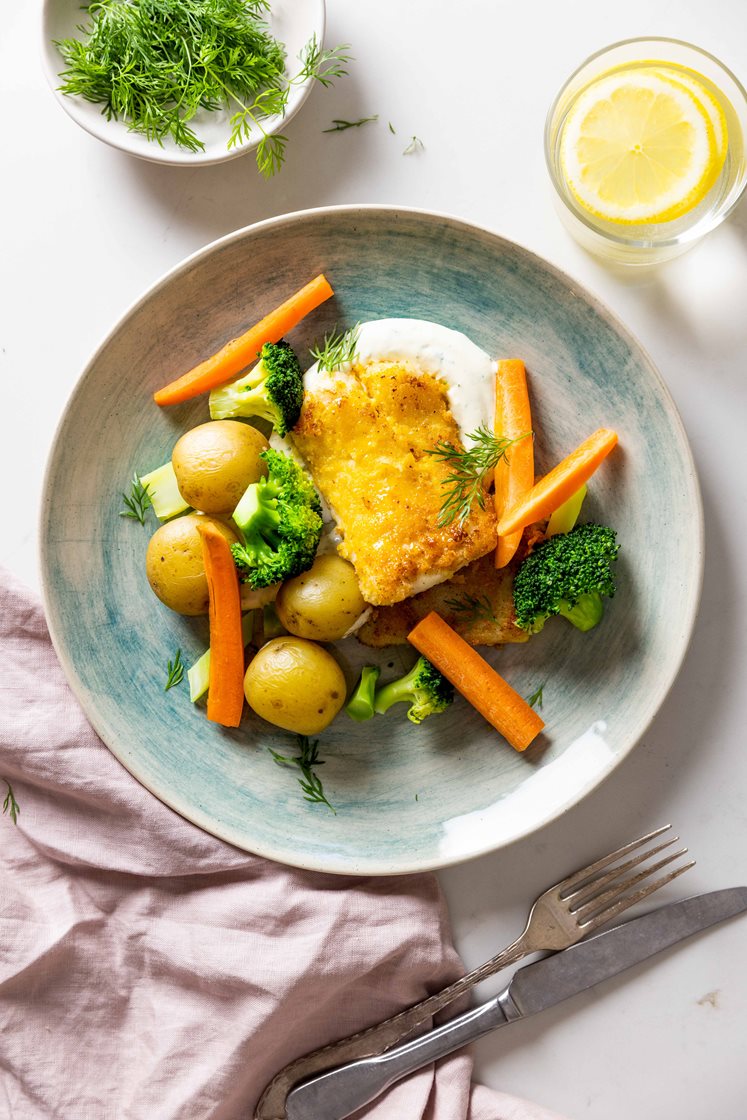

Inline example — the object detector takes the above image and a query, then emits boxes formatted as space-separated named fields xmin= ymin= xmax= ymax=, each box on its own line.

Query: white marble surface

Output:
xmin=3 ymin=2 xmax=747 ymax=1117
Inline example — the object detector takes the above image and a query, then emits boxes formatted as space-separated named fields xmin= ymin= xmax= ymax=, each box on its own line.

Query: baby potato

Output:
xmin=244 ymin=637 xmax=346 ymax=735
xmin=172 ymin=420 xmax=268 ymax=514
xmin=146 ymin=512 xmax=238 ymax=616
xmin=275 ymin=554 xmax=368 ymax=641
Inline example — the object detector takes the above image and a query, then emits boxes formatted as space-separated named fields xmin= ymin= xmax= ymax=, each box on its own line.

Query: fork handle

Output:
xmin=254 ymin=934 xmax=529 ymax=1120
xmin=284 ymin=993 xmax=510 ymax=1120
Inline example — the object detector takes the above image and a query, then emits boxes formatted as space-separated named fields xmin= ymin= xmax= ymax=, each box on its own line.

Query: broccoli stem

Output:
xmin=546 ymin=484 xmax=587 ymax=537
xmin=345 ymin=666 xmax=381 ymax=722
xmin=374 ymin=662 xmax=421 ymax=715
xmin=139 ymin=460 xmax=190 ymax=521
xmin=558 ymin=593 xmax=604 ymax=631
xmin=232 ymin=479 xmax=282 ymax=542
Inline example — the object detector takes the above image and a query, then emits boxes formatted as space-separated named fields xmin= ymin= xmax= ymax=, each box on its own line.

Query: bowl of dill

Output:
xmin=41 ymin=0 xmax=349 ymax=172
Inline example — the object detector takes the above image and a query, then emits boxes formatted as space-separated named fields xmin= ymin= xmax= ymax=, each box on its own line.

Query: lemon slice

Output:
xmin=560 ymin=69 xmax=723 ymax=224
xmin=644 ymin=65 xmax=728 ymax=163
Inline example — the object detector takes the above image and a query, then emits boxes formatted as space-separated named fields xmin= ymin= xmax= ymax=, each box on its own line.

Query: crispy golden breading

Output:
xmin=291 ymin=361 xmax=498 ymax=606
xmin=357 ymin=552 xmax=529 ymax=647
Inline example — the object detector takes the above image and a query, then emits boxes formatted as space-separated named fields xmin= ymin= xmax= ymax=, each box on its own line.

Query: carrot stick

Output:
xmin=408 ymin=611 xmax=544 ymax=752
xmin=197 ymin=522 xmax=245 ymax=728
xmin=497 ymin=428 xmax=618 ymax=538
xmin=494 ymin=359 xmax=534 ymax=569
xmin=153 ymin=273 xmax=334 ymax=407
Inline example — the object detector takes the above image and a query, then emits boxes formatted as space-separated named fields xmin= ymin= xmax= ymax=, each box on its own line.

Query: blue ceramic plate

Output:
xmin=40 ymin=207 xmax=703 ymax=874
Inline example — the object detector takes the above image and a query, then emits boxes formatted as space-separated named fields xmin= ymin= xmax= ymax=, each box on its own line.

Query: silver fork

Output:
xmin=255 ymin=824 xmax=693 ymax=1120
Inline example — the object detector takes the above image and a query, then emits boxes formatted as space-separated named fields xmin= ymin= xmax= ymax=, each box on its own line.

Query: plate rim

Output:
xmin=39 ymin=203 xmax=705 ymax=874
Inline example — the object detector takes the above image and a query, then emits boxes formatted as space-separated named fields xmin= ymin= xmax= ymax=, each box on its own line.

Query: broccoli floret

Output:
xmin=209 ymin=340 xmax=304 ymax=436
xmin=231 ymin=449 xmax=323 ymax=589
xmin=513 ymin=522 xmax=620 ymax=634
xmin=374 ymin=657 xmax=454 ymax=724
xmin=345 ymin=666 xmax=381 ymax=722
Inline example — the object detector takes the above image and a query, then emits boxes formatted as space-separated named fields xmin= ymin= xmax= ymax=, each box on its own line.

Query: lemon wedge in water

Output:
xmin=560 ymin=68 xmax=726 ymax=224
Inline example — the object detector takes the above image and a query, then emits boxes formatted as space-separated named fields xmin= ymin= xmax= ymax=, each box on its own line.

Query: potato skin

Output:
xmin=146 ymin=513 xmax=238 ymax=616
xmin=244 ymin=637 xmax=346 ymax=735
xmin=172 ymin=420 xmax=268 ymax=514
xmin=276 ymin=554 xmax=367 ymax=641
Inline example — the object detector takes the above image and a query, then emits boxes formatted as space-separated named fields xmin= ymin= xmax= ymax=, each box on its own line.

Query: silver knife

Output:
xmin=278 ymin=887 xmax=747 ymax=1120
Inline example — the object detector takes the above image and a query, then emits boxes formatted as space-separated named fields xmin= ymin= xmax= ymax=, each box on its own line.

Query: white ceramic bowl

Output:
xmin=41 ymin=0 xmax=325 ymax=167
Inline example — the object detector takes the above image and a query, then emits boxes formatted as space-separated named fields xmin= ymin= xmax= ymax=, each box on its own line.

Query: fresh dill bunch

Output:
xmin=426 ymin=428 xmax=532 ymax=527
xmin=310 ymin=323 xmax=360 ymax=372
xmin=443 ymin=592 xmax=497 ymax=623
xmin=119 ymin=474 xmax=153 ymax=525
xmin=2 ymin=779 xmax=19 ymax=825
xmin=270 ymin=735 xmax=336 ymax=813
xmin=55 ymin=1 xmax=351 ymax=176
xmin=164 ymin=649 xmax=184 ymax=690
xmin=323 ymin=115 xmax=378 ymax=132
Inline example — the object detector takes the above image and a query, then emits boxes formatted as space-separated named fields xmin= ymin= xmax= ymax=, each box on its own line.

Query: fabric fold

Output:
xmin=0 ymin=569 xmax=567 ymax=1120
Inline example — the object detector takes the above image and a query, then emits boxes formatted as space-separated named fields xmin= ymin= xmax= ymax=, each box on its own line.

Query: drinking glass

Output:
xmin=545 ymin=38 xmax=747 ymax=264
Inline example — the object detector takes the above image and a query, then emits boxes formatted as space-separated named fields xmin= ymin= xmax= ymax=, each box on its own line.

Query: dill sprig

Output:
xmin=526 ymin=683 xmax=546 ymax=710
xmin=120 ymin=474 xmax=153 ymax=525
xmin=310 ymin=323 xmax=360 ymax=373
xmin=403 ymin=135 xmax=424 ymax=155
xmin=270 ymin=736 xmax=336 ymax=813
xmin=55 ymin=1 xmax=350 ymax=176
xmin=323 ymin=115 xmax=378 ymax=132
xmin=228 ymin=35 xmax=352 ymax=175
xmin=443 ymin=592 xmax=497 ymax=623
xmin=2 ymin=779 xmax=19 ymax=825
xmin=165 ymin=649 xmax=185 ymax=690
xmin=426 ymin=428 xmax=532 ymax=527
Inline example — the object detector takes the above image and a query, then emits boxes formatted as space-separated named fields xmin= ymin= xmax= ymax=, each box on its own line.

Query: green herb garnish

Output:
xmin=55 ymin=1 xmax=350 ymax=176
xmin=443 ymin=592 xmax=497 ymax=623
xmin=526 ymin=683 xmax=546 ymax=710
xmin=323 ymin=115 xmax=378 ymax=132
xmin=310 ymin=323 xmax=360 ymax=373
xmin=426 ymin=428 xmax=532 ymax=527
xmin=2 ymin=779 xmax=19 ymax=825
xmin=403 ymin=135 xmax=424 ymax=155
xmin=388 ymin=121 xmax=396 ymax=134
xmin=270 ymin=736 xmax=335 ymax=813
xmin=229 ymin=35 xmax=351 ymax=175
xmin=165 ymin=649 xmax=185 ymax=690
xmin=120 ymin=474 xmax=153 ymax=525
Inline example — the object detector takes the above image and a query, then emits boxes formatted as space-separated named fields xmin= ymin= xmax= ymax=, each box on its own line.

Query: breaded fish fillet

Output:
xmin=291 ymin=360 xmax=498 ymax=606
xmin=357 ymin=552 xmax=530 ymax=647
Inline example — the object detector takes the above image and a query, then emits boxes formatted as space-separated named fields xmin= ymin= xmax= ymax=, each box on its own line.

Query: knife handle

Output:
xmin=284 ymin=993 xmax=510 ymax=1120
xmin=255 ymin=934 xmax=529 ymax=1119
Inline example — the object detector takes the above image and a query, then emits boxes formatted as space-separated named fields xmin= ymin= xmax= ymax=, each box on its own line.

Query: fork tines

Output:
xmin=559 ymin=824 xmax=695 ymax=930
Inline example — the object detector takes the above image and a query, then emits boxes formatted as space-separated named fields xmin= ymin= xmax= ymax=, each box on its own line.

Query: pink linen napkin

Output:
xmin=0 ymin=568 xmax=567 ymax=1120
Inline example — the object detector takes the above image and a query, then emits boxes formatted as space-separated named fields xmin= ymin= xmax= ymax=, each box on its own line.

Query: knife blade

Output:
xmin=279 ymin=888 xmax=747 ymax=1120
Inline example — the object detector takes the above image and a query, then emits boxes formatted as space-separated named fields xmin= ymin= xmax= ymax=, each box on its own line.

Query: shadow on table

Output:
xmin=114 ymin=65 xmax=388 ymax=244
xmin=579 ymin=192 xmax=747 ymax=359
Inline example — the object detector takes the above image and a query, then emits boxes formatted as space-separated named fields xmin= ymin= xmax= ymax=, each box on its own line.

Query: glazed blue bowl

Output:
xmin=40 ymin=207 xmax=703 ymax=874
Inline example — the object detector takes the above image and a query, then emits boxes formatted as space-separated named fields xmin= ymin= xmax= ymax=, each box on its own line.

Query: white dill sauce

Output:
xmin=304 ymin=318 xmax=497 ymax=444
